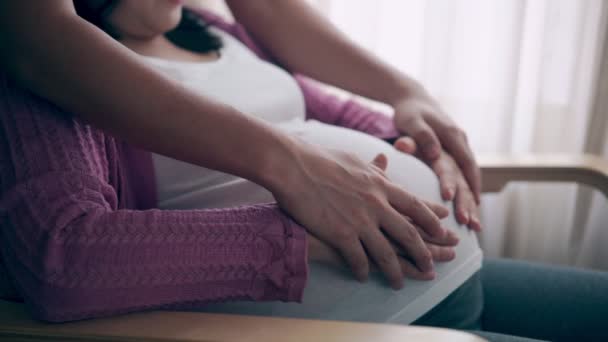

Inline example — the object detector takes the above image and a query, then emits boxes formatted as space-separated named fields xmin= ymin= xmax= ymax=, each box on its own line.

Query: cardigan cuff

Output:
xmin=284 ymin=219 xmax=309 ymax=302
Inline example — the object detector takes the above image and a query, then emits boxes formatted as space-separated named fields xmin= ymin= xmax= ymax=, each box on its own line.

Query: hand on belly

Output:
xmin=153 ymin=120 xmax=482 ymax=288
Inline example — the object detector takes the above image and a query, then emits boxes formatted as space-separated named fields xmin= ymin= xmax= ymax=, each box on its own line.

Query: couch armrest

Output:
xmin=0 ymin=300 xmax=484 ymax=342
xmin=479 ymin=154 xmax=608 ymax=198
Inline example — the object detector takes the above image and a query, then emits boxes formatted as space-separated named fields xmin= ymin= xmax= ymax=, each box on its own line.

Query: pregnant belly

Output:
xmin=152 ymin=119 xmax=482 ymax=324
xmin=152 ymin=118 xmax=481 ymax=265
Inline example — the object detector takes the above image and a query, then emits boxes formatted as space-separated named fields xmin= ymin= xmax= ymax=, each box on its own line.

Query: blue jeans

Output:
xmin=414 ymin=258 xmax=608 ymax=341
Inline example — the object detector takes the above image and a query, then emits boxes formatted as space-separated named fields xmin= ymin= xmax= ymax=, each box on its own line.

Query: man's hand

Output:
xmin=392 ymin=136 xmax=481 ymax=231
xmin=271 ymin=140 xmax=452 ymax=290
xmin=391 ymin=92 xmax=481 ymax=205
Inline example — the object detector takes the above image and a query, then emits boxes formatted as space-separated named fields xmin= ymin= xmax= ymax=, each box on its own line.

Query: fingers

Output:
xmin=391 ymin=243 xmax=453 ymax=280
xmin=432 ymin=151 xmax=481 ymax=231
xmin=454 ymin=179 xmax=482 ymax=231
xmin=422 ymin=199 xmax=449 ymax=219
xmin=393 ymin=137 xmax=454 ymax=210
xmin=390 ymin=234 xmax=454 ymax=280
xmin=393 ymin=136 xmax=417 ymax=155
xmin=335 ymin=235 xmax=370 ymax=282
xmin=398 ymin=258 xmax=436 ymax=280
xmin=386 ymin=184 xmax=447 ymax=239
xmin=427 ymin=148 xmax=481 ymax=231
xmin=360 ymin=229 xmax=405 ymax=289
xmin=425 ymin=244 xmax=456 ymax=262
xmin=429 ymin=155 xmax=458 ymax=201
xmin=379 ymin=207 xmax=434 ymax=273
xmin=398 ymin=115 xmax=441 ymax=160
xmin=310 ymin=233 xmax=350 ymax=268
xmin=453 ymin=182 xmax=470 ymax=225
xmin=371 ymin=153 xmax=388 ymax=171
xmin=441 ymin=127 xmax=482 ymax=204
xmin=415 ymin=224 xmax=459 ymax=246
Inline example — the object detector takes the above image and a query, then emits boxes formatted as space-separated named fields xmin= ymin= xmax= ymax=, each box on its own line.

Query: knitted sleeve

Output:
xmin=294 ymin=75 xmax=400 ymax=140
xmin=0 ymin=78 xmax=308 ymax=322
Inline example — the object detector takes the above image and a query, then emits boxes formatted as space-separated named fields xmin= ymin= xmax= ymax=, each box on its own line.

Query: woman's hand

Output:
xmin=383 ymin=221 xmax=459 ymax=280
xmin=307 ymin=225 xmax=459 ymax=281
xmin=391 ymin=91 xmax=481 ymax=205
xmin=392 ymin=136 xmax=481 ymax=231
xmin=269 ymin=140 xmax=450 ymax=289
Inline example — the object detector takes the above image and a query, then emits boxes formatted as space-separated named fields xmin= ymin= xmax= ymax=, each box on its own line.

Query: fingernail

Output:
xmin=459 ymin=210 xmax=470 ymax=224
xmin=443 ymin=188 xmax=454 ymax=200
xmin=471 ymin=216 xmax=482 ymax=231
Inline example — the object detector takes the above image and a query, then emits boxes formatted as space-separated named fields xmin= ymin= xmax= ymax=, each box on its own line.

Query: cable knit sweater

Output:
xmin=0 ymin=8 xmax=400 ymax=322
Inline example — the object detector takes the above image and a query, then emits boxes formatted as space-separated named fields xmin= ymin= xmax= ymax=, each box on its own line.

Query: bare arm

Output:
xmin=0 ymin=0 xmax=292 ymax=190
xmin=226 ymin=0 xmax=482 ymax=205
xmin=225 ymin=0 xmax=416 ymax=106
xmin=0 ymin=0 xmax=447 ymax=287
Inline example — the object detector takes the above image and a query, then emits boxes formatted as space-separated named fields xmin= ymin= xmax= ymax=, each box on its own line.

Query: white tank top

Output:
xmin=143 ymin=27 xmax=306 ymax=124
xmin=144 ymin=27 xmax=307 ymax=209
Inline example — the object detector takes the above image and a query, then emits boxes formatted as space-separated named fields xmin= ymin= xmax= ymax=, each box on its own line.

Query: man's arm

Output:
xmin=0 ymin=0 xmax=292 ymax=190
xmin=225 ymin=0 xmax=416 ymax=107
xmin=226 ymin=0 xmax=482 ymax=204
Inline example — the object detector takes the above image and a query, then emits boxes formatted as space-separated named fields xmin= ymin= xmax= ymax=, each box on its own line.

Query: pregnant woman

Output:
xmin=1 ymin=1 xmax=607 ymax=341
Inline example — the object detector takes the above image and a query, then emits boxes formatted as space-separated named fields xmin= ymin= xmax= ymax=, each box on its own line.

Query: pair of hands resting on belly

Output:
xmin=269 ymin=134 xmax=479 ymax=290
xmin=305 ymin=150 xmax=462 ymax=284
xmin=391 ymin=135 xmax=481 ymax=232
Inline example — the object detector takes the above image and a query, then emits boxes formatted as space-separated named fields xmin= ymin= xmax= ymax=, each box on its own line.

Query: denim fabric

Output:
xmin=414 ymin=258 xmax=608 ymax=341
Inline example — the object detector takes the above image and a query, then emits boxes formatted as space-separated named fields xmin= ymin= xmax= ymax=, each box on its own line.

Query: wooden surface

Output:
xmin=479 ymin=154 xmax=608 ymax=198
xmin=0 ymin=300 xmax=485 ymax=342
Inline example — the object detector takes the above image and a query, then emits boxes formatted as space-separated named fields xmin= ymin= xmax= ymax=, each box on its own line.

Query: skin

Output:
xmin=107 ymin=0 xmax=462 ymax=280
xmin=227 ymin=0 xmax=482 ymax=229
xmin=393 ymin=137 xmax=481 ymax=232
xmin=0 ymin=0 xmax=469 ymax=289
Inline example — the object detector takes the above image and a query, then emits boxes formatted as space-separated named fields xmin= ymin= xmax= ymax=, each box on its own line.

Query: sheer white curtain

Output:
xmin=311 ymin=0 xmax=608 ymax=269
xmin=189 ymin=0 xmax=608 ymax=269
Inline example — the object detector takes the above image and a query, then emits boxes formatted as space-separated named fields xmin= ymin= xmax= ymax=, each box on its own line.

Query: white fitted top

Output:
xmin=145 ymin=28 xmax=307 ymax=209
xmin=144 ymin=28 xmax=306 ymax=125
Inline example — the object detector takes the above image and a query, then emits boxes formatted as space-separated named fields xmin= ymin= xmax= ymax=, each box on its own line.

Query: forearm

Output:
xmin=226 ymin=0 xmax=424 ymax=106
xmin=3 ymin=185 xmax=307 ymax=322
xmin=0 ymin=1 xmax=294 ymax=190
xmin=0 ymin=81 xmax=309 ymax=321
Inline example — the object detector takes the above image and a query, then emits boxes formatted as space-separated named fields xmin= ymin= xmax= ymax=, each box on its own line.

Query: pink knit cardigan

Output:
xmin=0 ymin=8 xmax=400 ymax=322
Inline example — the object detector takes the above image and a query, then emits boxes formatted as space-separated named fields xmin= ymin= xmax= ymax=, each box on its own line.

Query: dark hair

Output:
xmin=73 ymin=0 xmax=222 ymax=53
